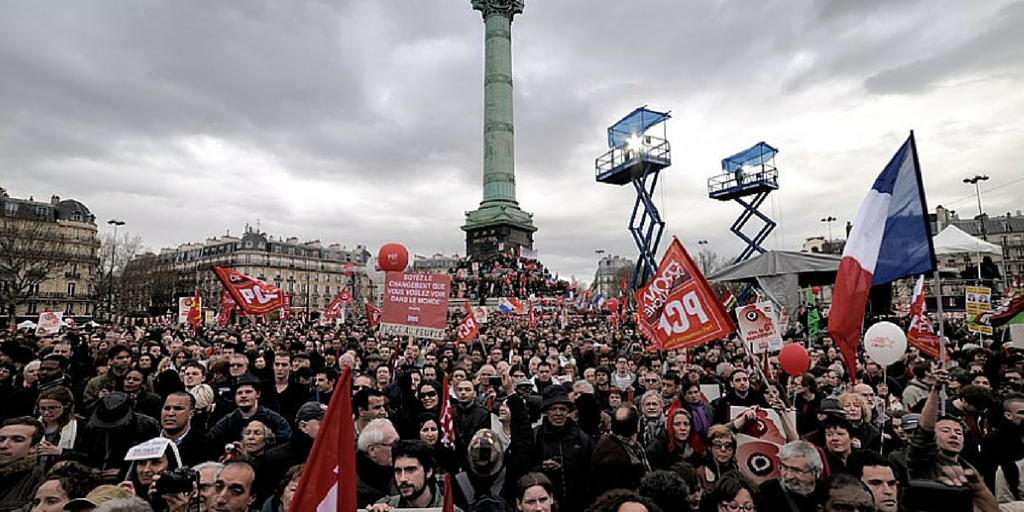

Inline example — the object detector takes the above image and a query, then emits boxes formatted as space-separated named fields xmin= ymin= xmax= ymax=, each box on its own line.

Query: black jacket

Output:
xmin=356 ymin=451 xmax=397 ymax=508
xmin=529 ymin=419 xmax=593 ymax=512
xmin=79 ymin=413 xmax=160 ymax=481
xmin=453 ymin=400 xmax=491 ymax=466
xmin=758 ymin=478 xmax=818 ymax=512
xmin=254 ymin=433 xmax=314 ymax=504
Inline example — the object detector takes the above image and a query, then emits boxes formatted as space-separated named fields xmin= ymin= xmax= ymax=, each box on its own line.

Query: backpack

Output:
xmin=468 ymin=493 xmax=515 ymax=512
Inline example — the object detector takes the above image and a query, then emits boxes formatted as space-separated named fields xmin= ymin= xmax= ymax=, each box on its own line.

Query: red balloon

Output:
xmin=378 ymin=243 xmax=409 ymax=272
xmin=779 ymin=344 xmax=810 ymax=376
xmin=606 ymin=297 xmax=619 ymax=312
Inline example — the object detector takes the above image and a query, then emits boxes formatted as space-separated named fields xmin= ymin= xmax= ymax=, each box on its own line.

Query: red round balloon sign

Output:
xmin=606 ymin=298 xmax=619 ymax=312
xmin=779 ymin=344 xmax=810 ymax=376
xmin=378 ymin=243 xmax=409 ymax=272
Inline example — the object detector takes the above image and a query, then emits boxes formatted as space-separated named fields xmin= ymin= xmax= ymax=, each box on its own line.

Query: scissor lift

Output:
xmin=595 ymin=107 xmax=671 ymax=289
xmin=708 ymin=142 xmax=780 ymax=263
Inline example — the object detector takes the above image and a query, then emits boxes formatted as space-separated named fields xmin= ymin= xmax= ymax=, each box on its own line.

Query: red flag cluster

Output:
xmin=634 ymin=238 xmax=736 ymax=351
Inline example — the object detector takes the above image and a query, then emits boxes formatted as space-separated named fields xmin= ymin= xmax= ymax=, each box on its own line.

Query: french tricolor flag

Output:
xmin=829 ymin=133 xmax=936 ymax=383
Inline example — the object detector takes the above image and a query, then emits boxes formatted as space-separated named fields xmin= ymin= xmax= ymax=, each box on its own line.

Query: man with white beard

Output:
xmin=758 ymin=440 xmax=823 ymax=512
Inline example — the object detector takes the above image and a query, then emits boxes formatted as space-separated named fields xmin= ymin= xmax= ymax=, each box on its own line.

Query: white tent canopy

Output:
xmin=933 ymin=225 xmax=1002 ymax=255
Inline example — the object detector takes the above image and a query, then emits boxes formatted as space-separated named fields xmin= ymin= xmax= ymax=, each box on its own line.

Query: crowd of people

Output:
xmin=0 ymin=295 xmax=1020 ymax=512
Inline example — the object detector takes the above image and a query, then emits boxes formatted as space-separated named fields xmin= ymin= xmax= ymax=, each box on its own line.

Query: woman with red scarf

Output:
xmin=645 ymin=406 xmax=706 ymax=470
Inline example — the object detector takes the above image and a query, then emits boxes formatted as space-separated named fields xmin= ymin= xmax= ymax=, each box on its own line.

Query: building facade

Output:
xmin=121 ymin=225 xmax=371 ymax=317
xmin=934 ymin=205 xmax=1023 ymax=283
xmin=0 ymin=189 xmax=101 ymax=323
xmin=591 ymin=255 xmax=634 ymax=299
xmin=411 ymin=253 xmax=462 ymax=275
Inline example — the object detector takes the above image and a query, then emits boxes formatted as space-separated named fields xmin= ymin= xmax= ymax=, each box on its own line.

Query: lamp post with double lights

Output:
xmin=821 ymin=216 xmax=837 ymax=253
xmin=963 ymin=174 xmax=989 ymax=281
xmin=106 ymin=219 xmax=125 ymax=315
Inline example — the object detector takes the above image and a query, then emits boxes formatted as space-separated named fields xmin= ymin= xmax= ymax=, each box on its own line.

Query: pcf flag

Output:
xmin=828 ymin=133 xmax=936 ymax=383
xmin=288 ymin=366 xmax=356 ymax=512
xmin=365 ymin=303 xmax=381 ymax=328
xmin=457 ymin=303 xmax=480 ymax=344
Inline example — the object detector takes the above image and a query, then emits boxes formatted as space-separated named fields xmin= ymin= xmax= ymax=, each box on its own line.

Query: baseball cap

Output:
xmin=296 ymin=402 xmax=327 ymax=423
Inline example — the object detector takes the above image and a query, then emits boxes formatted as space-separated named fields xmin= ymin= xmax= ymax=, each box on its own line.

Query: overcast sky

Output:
xmin=3 ymin=0 xmax=1023 ymax=284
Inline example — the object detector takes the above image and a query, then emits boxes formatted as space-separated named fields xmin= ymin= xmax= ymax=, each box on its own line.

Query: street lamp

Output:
xmin=821 ymin=216 xmax=837 ymax=243
xmin=698 ymin=240 xmax=708 ymax=246
xmin=106 ymin=219 xmax=125 ymax=315
xmin=963 ymin=174 xmax=990 ymax=281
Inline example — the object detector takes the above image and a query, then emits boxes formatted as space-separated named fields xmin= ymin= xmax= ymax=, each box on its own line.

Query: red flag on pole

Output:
xmin=288 ymin=366 xmax=356 ymax=512
xmin=365 ymin=302 xmax=381 ymax=328
xmin=439 ymin=375 xmax=455 ymax=447
xmin=186 ymin=290 xmax=202 ymax=330
xmin=211 ymin=266 xmax=286 ymax=316
xmin=442 ymin=473 xmax=454 ymax=512
xmin=907 ymin=276 xmax=943 ymax=361
xmin=634 ymin=237 xmax=736 ymax=351
xmin=457 ymin=303 xmax=479 ymax=344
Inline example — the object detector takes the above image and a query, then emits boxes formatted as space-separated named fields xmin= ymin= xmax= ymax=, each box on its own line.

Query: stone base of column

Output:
xmin=462 ymin=204 xmax=536 ymax=261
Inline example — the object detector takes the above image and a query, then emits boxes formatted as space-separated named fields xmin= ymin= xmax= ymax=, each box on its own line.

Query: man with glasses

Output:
xmin=759 ymin=440 xmax=822 ymax=512
xmin=356 ymin=418 xmax=400 ymax=507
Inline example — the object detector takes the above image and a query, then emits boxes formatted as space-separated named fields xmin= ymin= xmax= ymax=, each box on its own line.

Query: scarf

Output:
xmin=612 ymin=434 xmax=652 ymax=473
xmin=0 ymin=453 xmax=37 ymax=477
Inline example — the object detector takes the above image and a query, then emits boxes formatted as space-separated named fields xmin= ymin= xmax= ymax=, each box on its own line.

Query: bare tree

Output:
xmin=0 ymin=218 xmax=94 ymax=326
xmin=696 ymin=247 xmax=727 ymax=276
xmin=97 ymin=231 xmax=146 ymax=312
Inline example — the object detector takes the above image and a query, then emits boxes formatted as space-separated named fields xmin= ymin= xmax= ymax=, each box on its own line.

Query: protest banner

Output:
xmin=730 ymin=406 xmax=796 ymax=484
xmin=380 ymin=272 xmax=451 ymax=340
xmin=737 ymin=301 xmax=783 ymax=354
xmin=35 ymin=311 xmax=63 ymax=336
xmin=966 ymin=286 xmax=992 ymax=315
xmin=634 ymin=237 xmax=735 ymax=350
xmin=177 ymin=296 xmax=194 ymax=324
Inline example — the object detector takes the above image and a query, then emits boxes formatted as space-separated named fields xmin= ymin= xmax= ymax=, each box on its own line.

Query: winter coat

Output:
xmin=529 ymin=420 xmax=593 ymax=512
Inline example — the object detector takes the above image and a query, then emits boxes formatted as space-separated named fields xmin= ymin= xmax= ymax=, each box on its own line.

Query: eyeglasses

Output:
xmin=229 ymin=363 xmax=246 ymax=368
xmin=374 ymin=441 xmax=395 ymax=448
xmin=711 ymin=441 xmax=735 ymax=450
xmin=720 ymin=502 xmax=756 ymax=512
xmin=420 ymin=391 xmax=438 ymax=399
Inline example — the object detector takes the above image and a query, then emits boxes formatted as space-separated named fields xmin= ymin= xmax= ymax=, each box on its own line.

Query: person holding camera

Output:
xmin=121 ymin=438 xmax=198 ymax=512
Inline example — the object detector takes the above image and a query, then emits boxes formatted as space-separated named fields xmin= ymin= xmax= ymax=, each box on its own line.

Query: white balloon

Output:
xmin=863 ymin=321 xmax=908 ymax=367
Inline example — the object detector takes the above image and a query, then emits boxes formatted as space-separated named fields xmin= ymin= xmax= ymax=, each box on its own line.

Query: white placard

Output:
xmin=35 ymin=311 xmax=63 ymax=336
xmin=125 ymin=438 xmax=172 ymax=461
xmin=737 ymin=301 xmax=784 ymax=354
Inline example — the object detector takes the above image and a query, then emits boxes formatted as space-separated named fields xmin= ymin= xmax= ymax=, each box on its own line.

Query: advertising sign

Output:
xmin=177 ymin=296 xmax=194 ymax=324
xmin=380 ymin=272 xmax=451 ymax=340
xmin=737 ymin=301 xmax=784 ymax=354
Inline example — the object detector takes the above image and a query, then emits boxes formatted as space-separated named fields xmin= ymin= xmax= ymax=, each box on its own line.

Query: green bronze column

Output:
xmin=476 ymin=0 xmax=520 ymax=206
xmin=463 ymin=0 xmax=536 ymax=260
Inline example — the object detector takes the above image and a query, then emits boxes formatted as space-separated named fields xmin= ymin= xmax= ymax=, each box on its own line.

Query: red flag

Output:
xmin=214 ymin=289 xmax=235 ymax=325
xmin=283 ymin=294 xmax=292 ymax=319
xmin=634 ymin=237 xmax=736 ymax=351
xmin=323 ymin=290 xmax=352 ymax=322
xmin=365 ymin=303 xmax=381 ymax=328
xmin=528 ymin=303 xmax=536 ymax=329
xmin=288 ymin=366 xmax=356 ymax=512
xmin=666 ymin=398 xmax=682 ymax=452
xmin=186 ymin=290 xmax=202 ymax=330
xmin=439 ymin=375 xmax=455 ymax=447
xmin=211 ymin=266 xmax=286 ymax=316
xmin=907 ymin=276 xmax=943 ymax=361
xmin=457 ymin=304 xmax=480 ymax=344
xmin=442 ymin=473 xmax=454 ymax=512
